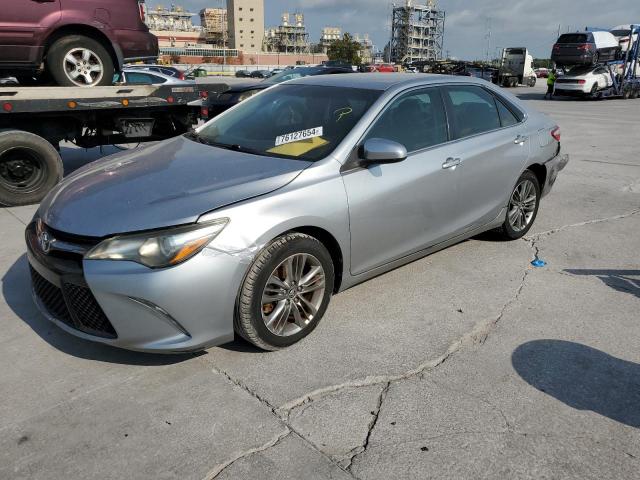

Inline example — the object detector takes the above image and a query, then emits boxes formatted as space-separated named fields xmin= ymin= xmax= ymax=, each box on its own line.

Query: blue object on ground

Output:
xmin=531 ymin=259 xmax=547 ymax=268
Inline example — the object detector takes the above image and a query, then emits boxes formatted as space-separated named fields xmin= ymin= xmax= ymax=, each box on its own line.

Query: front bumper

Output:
xmin=26 ymin=222 xmax=247 ymax=352
xmin=542 ymin=150 xmax=569 ymax=197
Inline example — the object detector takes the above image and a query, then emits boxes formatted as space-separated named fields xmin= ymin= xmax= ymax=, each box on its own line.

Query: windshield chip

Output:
xmin=275 ymin=127 xmax=324 ymax=147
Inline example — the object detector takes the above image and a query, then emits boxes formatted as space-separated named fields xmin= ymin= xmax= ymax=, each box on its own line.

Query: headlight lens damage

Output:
xmin=86 ymin=219 xmax=229 ymax=268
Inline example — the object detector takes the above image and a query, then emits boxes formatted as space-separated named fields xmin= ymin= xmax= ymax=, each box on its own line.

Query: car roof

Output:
xmin=286 ymin=73 xmax=479 ymax=91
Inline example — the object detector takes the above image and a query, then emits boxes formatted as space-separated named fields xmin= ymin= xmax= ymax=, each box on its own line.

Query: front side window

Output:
xmin=364 ymin=88 xmax=448 ymax=153
xmin=193 ymin=84 xmax=381 ymax=162
xmin=444 ymin=85 xmax=501 ymax=139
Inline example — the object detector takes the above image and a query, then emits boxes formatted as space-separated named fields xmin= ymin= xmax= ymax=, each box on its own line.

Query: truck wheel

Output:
xmin=0 ymin=131 xmax=63 ymax=206
xmin=528 ymin=76 xmax=537 ymax=87
xmin=46 ymin=35 xmax=114 ymax=87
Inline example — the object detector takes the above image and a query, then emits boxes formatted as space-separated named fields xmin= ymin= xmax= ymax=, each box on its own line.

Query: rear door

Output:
xmin=442 ymin=84 xmax=530 ymax=231
xmin=0 ymin=0 xmax=61 ymax=65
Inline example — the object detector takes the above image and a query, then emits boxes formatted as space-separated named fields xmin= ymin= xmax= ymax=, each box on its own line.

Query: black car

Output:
xmin=250 ymin=70 xmax=272 ymax=78
xmin=235 ymin=70 xmax=252 ymax=78
xmin=204 ymin=66 xmax=354 ymax=118
xmin=551 ymin=32 xmax=621 ymax=67
xmin=126 ymin=64 xmax=186 ymax=80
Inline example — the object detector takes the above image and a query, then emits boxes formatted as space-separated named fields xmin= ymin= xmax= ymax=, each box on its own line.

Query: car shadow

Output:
xmin=2 ymin=255 xmax=202 ymax=365
xmin=512 ymin=340 xmax=640 ymax=428
xmin=564 ymin=269 xmax=640 ymax=299
xmin=60 ymin=145 xmax=135 ymax=176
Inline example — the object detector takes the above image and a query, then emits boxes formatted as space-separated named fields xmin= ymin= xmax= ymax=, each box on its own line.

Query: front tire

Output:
xmin=499 ymin=170 xmax=541 ymax=240
xmin=46 ymin=35 xmax=114 ymax=87
xmin=235 ymin=233 xmax=334 ymax=351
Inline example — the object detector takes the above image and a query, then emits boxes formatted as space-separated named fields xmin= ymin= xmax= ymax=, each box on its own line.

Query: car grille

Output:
xmin=30 ymin=266 xmax=117 ymax=339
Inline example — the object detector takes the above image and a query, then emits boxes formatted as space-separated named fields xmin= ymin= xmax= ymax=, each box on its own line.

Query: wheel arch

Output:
xmin=527 ymin=163 xmax=547 ymax=191
xmin=43 ymin=24 xmax=120 ymax=69
xmin=281 ymin=226 xmax=344 ymax=293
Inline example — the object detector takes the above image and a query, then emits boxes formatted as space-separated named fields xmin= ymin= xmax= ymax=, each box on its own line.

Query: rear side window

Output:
xmin=495 ymin=100 xmax=519 ymax=127
xmin=443 ymin=85 xmax=501 ymax=139
xmin=365 ymin=87 xmax=448 ymax=153
xmin=558 ymin=33 xmax=590 ymax=43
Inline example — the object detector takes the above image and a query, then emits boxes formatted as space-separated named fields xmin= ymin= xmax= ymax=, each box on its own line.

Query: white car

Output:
xmin=554 ymin=65 xmax=614 ymax=97
xmin=611 ymin=25 xmax=639 ymax=53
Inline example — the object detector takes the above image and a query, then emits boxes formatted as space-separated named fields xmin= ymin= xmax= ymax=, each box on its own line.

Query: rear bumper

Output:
xmin=542 ymin=150 xmax=569 ymax=197
xmin=554 ymin=88 xmax=590 ymax=96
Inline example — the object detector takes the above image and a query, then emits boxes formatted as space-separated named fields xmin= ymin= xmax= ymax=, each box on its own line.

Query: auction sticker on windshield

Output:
xmin=275 ymin=127 xmax=323 ymax=146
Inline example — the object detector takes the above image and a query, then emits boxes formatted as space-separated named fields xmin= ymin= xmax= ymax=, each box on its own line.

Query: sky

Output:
xmin=168 ymin=0 xmax=640 ymax=59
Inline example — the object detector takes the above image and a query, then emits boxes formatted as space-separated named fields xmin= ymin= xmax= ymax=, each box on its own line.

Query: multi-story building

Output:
xmin=390 ymin=0 xmax=445 ymax=64
xmin=319 ymin=27 xmax=341 ymax=54
xmin=200 ymin=8 xmax=228 ymax=46
xmin=146 ymin=4 xmax=205 ymax=48
xmin=263 ymin=12 xmax=311 ymax=54
xmin=354 ymin=33 xmax=374 ymax=63
xmin=227 ymin=0 xmax=265 ymax=53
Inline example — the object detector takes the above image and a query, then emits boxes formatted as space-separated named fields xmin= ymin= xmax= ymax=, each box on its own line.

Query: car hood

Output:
xmin=39 ymin=136 xmax=311 ymax=237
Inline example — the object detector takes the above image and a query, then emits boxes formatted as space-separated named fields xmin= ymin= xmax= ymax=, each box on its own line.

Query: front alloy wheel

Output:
xmin=236 ymin=233 xmax=334 ymax=350
xmin=261 ymin=254 xmax=326 ymax=336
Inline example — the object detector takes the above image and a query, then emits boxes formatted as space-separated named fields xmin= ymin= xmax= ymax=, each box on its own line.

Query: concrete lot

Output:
xmin=1 ymin=82 xmax=638 ymax=479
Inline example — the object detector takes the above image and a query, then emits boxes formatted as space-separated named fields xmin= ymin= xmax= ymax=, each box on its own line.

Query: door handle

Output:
xmin=514 ymin=135 xmax=528 ymax=145
xmin=442 ymin=157 xmax=461 ymax=169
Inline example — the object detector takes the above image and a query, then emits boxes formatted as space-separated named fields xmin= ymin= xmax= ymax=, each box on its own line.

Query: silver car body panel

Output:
xmin=28 ymin=74 xmax=567 ymax=352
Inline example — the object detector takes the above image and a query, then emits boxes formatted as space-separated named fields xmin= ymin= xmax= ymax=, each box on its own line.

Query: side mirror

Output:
xmin=360 ymin=138 xmax=408 ymax=165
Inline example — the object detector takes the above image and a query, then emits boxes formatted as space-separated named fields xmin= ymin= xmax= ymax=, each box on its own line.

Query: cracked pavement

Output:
xmin=1 ymin=84 xmax=639 ymax=479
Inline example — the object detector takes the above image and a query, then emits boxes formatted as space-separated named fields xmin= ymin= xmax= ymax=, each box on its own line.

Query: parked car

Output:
xmin=458 ymin=65 xmax=496 ymax=82
xmin=551 ymin=32 xmax=620 ymax=67
xmin=27 ymin=74 xmax=568 ymax=352
xmin=373 ymin=64 xmax=396 ymax=72
xmin=0 ymin=0 xmax=158 ymax=87
xmin=535 ymin=68 xmax=549 ymax=78
xmin=114 ymin=69 xmax=195 ymax=86
xmin=126 ymin=64 xmax=186 ymax=80
xmin=250 ymin=70 xmax=272 ymax=79
xmin=204 ymin=65 xmax=354 ymax=117
xmin=235 ymin=70 xmax=252 ymax=78
xmin=553 ymin=65 xmax=614 ymax=97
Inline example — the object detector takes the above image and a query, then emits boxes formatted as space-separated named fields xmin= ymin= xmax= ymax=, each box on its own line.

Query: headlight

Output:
xmin=237 ymin=89 xmax=261 ymax=102
xmin=85 ymin=219 xmax=228 ymax=268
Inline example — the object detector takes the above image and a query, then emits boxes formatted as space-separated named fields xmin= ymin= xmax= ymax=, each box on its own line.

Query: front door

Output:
xmin=441 ymin=85 xmax=531 ymax=230
xmin=342 ymin=86 xmax=464 ymax=275
xmin=0 ymin=0 xmax=61 ymax=65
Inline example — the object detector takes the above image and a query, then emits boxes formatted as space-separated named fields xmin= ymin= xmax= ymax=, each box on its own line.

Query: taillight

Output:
xmin=200 ymin=107 xmax=209 ymax=118
xmin=577 ymin=43 xmax=594 ymax=51
xmin=551 ymin=126 xmax=561 ymax=142
xmin=553 ymin=44 xmax=560 ymax=51
xmin=577 ymin=79 xmax=586 ymax=84
xmin=179 ymin=72 xmax=185 ymax=80
xmin=138 ymin=1 xmax=146 ymax=23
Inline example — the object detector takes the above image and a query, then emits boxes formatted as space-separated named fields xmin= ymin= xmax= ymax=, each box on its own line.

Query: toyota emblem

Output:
xmin=38 ymin=231 xmax=52 ymax=254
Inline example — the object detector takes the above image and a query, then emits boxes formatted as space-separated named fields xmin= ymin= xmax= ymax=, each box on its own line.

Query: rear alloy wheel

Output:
xmin=47 ymin=35 xmax=114 ymax=87
xmin=236 ymin=233 xmax=334 ymax=350
xmin=499 ymin=170 xmax=541 ymax=240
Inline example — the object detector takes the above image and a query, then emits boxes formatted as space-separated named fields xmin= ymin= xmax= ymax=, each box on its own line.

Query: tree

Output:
xmin=327 ymin=33 xmax=362 ymax=65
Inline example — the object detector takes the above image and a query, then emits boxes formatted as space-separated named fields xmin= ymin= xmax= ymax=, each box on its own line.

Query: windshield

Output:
xmin=565 ymin=65 xmax=596 ymax=76
xmin=192 ymin=84 xmax=381 ymax=162
xmin=611 ymin=29 xmax=631 ymax=37
xmin=265 ymin=68 xmax=322 ymax=84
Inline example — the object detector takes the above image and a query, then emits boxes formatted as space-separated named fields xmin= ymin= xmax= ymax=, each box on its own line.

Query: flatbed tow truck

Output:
xmin=0 ymin=83 xmax=225 ymax=206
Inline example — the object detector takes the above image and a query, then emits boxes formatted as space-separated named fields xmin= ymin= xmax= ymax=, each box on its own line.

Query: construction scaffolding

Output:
xmin=200 ymin=8 xmax=228 ymax=46
xmin=390 ymin=0 xmax=445 ymax=64
xmin=263 ymin=13 xmax=311 ymax=54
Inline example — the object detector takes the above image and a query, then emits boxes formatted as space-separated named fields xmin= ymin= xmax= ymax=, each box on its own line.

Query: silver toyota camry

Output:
xmin=26 ymin=74 xmax=568 ymax=352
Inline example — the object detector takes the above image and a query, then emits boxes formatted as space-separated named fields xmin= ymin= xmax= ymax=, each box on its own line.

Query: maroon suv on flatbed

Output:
xmin=0 ymin=0 xmax=158 ymax=86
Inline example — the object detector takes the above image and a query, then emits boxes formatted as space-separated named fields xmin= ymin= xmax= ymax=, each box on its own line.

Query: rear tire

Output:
xmin=46 ymin=35 xmax=114 ymax=87
xmin=235 ymin=233 xmax=334 ymax=351
xmin=0 ymin=131 xmax=63 ymax=206
xmin=498 ymin=170 xmax=541 ymax=240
